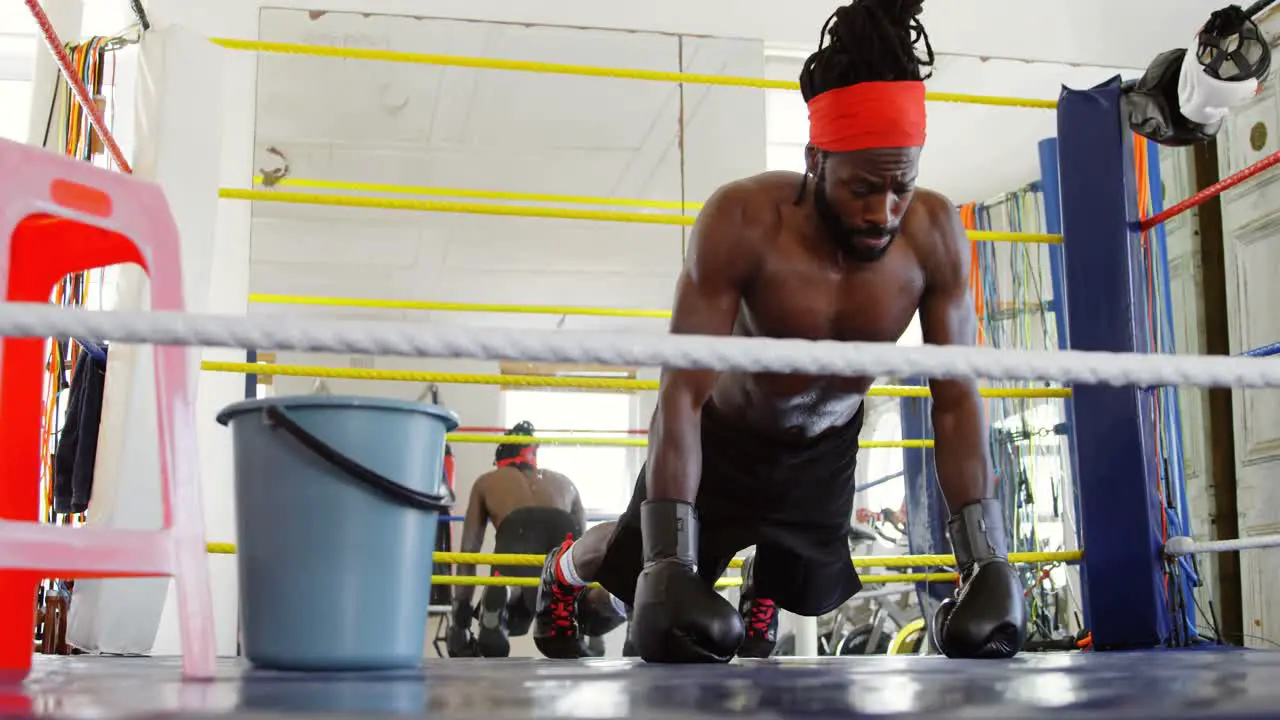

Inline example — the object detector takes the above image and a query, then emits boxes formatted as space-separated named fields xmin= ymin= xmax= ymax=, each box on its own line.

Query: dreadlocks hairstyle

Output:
xmin=494 ymin=420 xmax=537 ymax=469
xmin=795 ymin=0 xmax=936 ymax=202
xmin=799 ymin=0 xmax=935 ymax=102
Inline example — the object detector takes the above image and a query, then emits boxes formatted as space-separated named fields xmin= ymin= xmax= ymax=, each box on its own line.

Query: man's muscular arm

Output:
xmin=631 ymin=181 xmax=765 ymax=663
xmin=453 ymin=475 xmax=491 ymax=610
xmin=915 ymin=192 xmax=993 ymax=511
xmin=646 ymin=183 xmax=767 ymax=503
xmin=915 ymin=196 xmax=1026 ymax=661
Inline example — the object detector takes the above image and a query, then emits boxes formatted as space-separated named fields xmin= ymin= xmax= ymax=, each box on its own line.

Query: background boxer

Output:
xmin=448 ymin=421 xmax=625 ymax=657
xmin=531 ymin=0 xmax=1026 ymax=663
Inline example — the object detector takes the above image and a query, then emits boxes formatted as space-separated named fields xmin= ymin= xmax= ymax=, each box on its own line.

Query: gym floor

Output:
xmin=8 ymin=647 xmax=1280 ymax=718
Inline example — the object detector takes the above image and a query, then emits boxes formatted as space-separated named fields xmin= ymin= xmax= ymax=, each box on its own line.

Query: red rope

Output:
xmin=1140 ymin=147 xmax=1280 ymax=231
xmin=24 ymin=0 xmax=132 ymax=174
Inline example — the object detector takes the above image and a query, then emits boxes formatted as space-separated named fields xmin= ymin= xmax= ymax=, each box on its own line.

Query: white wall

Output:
xmin=66 ymin=25 xmax=234 ymax=656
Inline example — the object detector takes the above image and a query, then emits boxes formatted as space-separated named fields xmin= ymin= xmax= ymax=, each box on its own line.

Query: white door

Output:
xmin=1216 ymin=75 xmax=1280 ymax=647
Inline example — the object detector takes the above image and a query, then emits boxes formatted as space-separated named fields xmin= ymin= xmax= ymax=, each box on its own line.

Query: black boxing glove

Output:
xmin=446 ymin=601 xmax=479 ymax=658
xmin=629 ymin=500 xmax=744 ymax=663
xmin=933 ymin=499 xmax=1028 ymax=660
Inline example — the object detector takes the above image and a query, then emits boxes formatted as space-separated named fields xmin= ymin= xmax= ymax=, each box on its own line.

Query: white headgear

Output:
xmin=1178 ymin=45 xmax=1260 ymax=125
xmin=1178 ymin=7 xmax=1271 ymax=126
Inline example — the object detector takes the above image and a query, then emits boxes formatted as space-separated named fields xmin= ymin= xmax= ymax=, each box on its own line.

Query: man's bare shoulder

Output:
xmin=539 ymin=469 xmax=579 ymax=490
xmin=905 ymin=189 xmax=962 ymax=241
xmin=693 ymin=171 xmax=799 ymax=255
xmin=904 ymin=188 xmax=969 ymax=281
xmin=708 ymin=171 xmax=803 ymax=214
xmin=470 ymin=469 xmax=500 ymax=489
xmin=473 ymin=466 xmax=521 ymax=487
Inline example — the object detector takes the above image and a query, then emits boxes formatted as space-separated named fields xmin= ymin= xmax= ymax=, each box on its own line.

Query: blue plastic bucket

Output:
xmin=217 ymin=395 xmax=458 ymax=671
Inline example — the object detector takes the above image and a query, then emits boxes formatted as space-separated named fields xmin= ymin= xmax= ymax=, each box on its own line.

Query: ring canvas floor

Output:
xmin=9 ymin=647 xmax=1280 ymax=719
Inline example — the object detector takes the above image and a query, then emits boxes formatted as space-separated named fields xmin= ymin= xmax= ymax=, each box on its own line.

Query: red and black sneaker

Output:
xmin=533 ymin=538 xmax=588 ymax=659
xmin=737 ymin=551 xmax=778 ymax=658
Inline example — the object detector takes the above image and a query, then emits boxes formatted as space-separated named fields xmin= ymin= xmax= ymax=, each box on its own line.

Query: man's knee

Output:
xmin=477 ymin=586 xmax=512 ymax=657
xmin=507 ymin=587 xmax=535 ymax=636
xmin=562 ymin=521 xmax=616 ymax=581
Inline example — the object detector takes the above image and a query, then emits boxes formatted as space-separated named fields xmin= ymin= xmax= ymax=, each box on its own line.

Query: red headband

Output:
xmin=807 ymin=81 xmax=927 ymax=153
xmin=496 ymin=445 xmax=537 ymax=469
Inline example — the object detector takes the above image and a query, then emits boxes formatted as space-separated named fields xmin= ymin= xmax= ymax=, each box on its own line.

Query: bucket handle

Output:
xmin=264 ymin=405 xmax=454 ymax=513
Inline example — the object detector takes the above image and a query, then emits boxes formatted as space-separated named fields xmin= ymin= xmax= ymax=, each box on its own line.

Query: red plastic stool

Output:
xmin=0 ymin=138 xmax=215 ymax=681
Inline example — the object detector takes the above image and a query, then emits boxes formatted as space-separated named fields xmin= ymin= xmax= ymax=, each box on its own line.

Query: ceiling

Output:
xmin=3 ymin=0 xmax=1237 ymax=67
xmin=5 ymin=0 xmax=1215 ymax=206
xmin=249 ymin=8 xmax=1147 ymax=212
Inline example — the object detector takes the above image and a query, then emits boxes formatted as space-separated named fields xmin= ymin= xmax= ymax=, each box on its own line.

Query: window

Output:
xmin=0 ymin=31 xmax=36 ymax=142
xmin=0 ymin=80 xmax=32 ymax=142
xmin=861 ymin=411 xmax=906 ymax=515
xmin=764 ymin=51 xmax=806 ymax=173
xmin=502 ymin=390 xmax=636 ymax=515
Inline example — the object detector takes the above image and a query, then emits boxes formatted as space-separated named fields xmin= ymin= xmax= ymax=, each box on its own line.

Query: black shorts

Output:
xmin=594 ymin=401 xmax=865 ymax=617
xmin=486 ymin=506 xmax=583 ymax=633
xmin=493 ymin=506 xmax=583 ymax=578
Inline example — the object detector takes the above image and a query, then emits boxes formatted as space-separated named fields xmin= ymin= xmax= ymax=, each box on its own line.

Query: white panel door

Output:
xmin=1216 ymin=77 xmax=1280 ymax=647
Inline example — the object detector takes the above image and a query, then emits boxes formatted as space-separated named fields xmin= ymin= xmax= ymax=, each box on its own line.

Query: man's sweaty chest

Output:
xmin=742 ymin=247 xmax=924 ymax=344
xmin=731 ymin=245 xmax=925 ymax=401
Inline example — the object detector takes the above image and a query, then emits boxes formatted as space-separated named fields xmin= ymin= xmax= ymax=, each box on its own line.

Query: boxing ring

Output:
xmin=12 ymin=648 xmax=1280 ymax=718
xmin=8 ymin=1 xmax=1280 ymax=718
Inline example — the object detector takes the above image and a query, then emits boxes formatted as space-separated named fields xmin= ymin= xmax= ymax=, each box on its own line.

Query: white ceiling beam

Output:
xmin=232 ymin=0 xmax=1221 ymax=69
xmin=15 ymin=0 xmax=1228 ymax=70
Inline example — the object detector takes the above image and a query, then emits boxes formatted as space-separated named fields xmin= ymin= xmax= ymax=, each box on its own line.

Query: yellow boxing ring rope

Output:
xmin=421 ymin=574 xmax=954 ymax=588
xmin=218 ymin=188 xmax=1059 ymax=245
xmin=211 ymin=40 xmax=1060 ymax=317
xmin=208 ymin=38 xmax=1059 ymax=110
xmin=202 ymin=543 xmax=1081 ymax=588
xmin=248 ymin=294 xmax=675 ymax=318
xmin=201 ymin=361 xmax=1073 ymax=400
xmin=202 ymin=362 xmax=1068 ymax=448
xmin=251 ymin=176 xmax=705 ymax=212
xmin=450 ymin=434 xmax=929 ymax=449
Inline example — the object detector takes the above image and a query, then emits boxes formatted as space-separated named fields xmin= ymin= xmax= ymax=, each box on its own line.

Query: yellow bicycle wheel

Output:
xmin=887 ymin=618 xmax=927 ymax=655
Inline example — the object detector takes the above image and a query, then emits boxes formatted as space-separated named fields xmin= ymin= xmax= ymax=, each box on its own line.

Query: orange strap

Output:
xmin=959 ymin=203 xmax=985 ymax=348
xmin=443 ymin=450 xmax=455 ymax=490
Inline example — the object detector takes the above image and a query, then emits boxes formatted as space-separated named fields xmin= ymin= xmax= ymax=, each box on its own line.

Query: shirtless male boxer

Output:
xmin=447 ymin=421 xmax=626 ymax=657
xmin=531 ymin=0 xmax=1027 ymax=663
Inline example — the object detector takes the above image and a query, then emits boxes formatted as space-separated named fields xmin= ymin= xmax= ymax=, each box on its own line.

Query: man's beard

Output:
xmin=813 ymin=181 xmax=897 ymax=263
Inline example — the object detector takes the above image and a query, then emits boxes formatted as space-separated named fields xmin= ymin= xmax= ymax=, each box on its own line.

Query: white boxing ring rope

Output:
xmin=1165 ymin=534 xmax=1280 ymax=556
xmin=10 ymin=300 xmax=1280 ymax=564
xmin=5 ymin=302 xmax=1280 ymax=389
